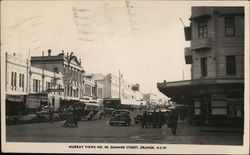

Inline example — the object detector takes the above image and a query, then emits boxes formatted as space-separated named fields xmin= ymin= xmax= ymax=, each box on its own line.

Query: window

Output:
xmin=200 ymin=57 xmax=207 ymax=77
xmin=33 ymin=79 xmax=35 ymax=92
xmin=38 ymin=80 xmax=41 ymax=92
xmin=92 ymin=86 xmax=96 ymax=96
xmin=22 ymin=74 xmax=24 ymax=88
xmin=226 ymin=56 xmax=236 ymax=75
xmin=52 ymin=97 xmax=55 ymax=106
xmin=46 ymin=82 xmax=51 ymax=92
xmin=97 ymin=87 xmax=103 ymax=98
xmin=33 ymin=79 xmax=40 ymax=92
xmin=14 ymin=72 xmax=17 ymax=90
xmin=225 ymin=16 xmax=235 ymax=36
xmin=198 ymin=20 xmax=208 ymax=38
xmin=70 ymin=87 xmax=73 ymax=97
xmin=19 ymin=74 xmax=24 ymax=88
xmin=85 ymin=84 xmax=92 ymax=96
xmin=19 ymin=73 xmax=22 ymax=87
xmin=11 ymin=72 xmax=13 ymax=87
xmin=227 ymin=104 xmax=243 ymax=118
xmin=10 ymin=72 xmax=17 ymax=90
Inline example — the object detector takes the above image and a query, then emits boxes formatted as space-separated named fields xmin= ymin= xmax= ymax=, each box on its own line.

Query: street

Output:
xmin=6 ymin=111 xmax=243 ymax=145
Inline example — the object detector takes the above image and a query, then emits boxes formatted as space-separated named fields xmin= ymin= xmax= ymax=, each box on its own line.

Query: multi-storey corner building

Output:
xmin=30 ymin=49 xmax=85 ymax=103
xmin=157 ymin=7 xmax=244 ymax=126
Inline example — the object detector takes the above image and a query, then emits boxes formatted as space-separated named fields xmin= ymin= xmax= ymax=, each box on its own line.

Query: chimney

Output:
xmin=48 ymin=49 xmax=52 ymax=56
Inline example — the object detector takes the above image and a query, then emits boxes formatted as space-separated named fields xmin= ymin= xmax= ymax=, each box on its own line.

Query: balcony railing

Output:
xmin=191 ymin=38 xmax=212 ymax=50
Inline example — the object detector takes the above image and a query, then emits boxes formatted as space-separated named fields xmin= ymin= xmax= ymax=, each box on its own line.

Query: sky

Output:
xmin=1 ymin=0 xmax=196 ymax=97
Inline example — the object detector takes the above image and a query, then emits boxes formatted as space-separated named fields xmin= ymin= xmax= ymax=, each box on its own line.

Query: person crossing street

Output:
xmin=141 ymin=111 xmax=148 ymax=129
xmin=168 ymin=109 xmax=178 ymax=135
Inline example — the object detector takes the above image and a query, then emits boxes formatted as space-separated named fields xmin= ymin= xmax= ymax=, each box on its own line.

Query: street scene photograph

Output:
xmin=1 ymin=0 xmax=249 ymax=154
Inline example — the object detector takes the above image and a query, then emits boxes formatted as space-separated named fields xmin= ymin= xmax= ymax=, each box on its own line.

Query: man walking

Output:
xmin=141 ymin=111 xmax=148 ymax=129
xmin=152 ymin=109 xmax=158 ymax=128
xmin=49 ymin=106 xmax=54 ymax=124
xmin=168 ymin=109 xmax=178 ymax=135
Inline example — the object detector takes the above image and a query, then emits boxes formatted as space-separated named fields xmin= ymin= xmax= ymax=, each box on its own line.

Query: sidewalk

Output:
xmin=199 ymin=126 xmax=243 ymax=133
xmin=177 ymin=119 xmax=243 ymax=133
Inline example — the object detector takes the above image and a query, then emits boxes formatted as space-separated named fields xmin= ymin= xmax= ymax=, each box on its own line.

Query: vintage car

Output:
xmin=109 ymin=110 xmax=131 ymax=126
xmin=111 ymin=109 xmax=130 ymax=117
xmin=6 ymin=114 xmax=38 ymax=125
xmin=134 ymin=110 xmax=168 ymax=128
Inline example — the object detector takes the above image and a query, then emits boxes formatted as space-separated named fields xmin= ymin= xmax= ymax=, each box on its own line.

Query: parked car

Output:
xmin=109 ymin=110 xmax=131 ymax=126
xmin=148 ymin=110 xmax=168 ymax=128
xmin=133 ymin=110 xmax=168 ymax=128
xmin=109 ymin=113 xmax=132 ymax=126
xmin=111 ymin=109 xmax=130 ymax=117
xmin=6 ymin=114 xmax=38 ymax=125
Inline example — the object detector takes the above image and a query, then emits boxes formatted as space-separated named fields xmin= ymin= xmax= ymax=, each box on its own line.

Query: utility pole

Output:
xmin=42 ymin=51 xmax=45 ymax=92
xmin=26 ymin=49 xmax=30 ymax=93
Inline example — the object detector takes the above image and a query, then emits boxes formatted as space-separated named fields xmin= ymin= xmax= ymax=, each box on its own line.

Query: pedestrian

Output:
xmin=49 ymin=107 xmax=54 ymax=124
xmin=73 ymin=107 xmax=78 ymax=127
xmin=152 ymin=109 xmax=157 ymax=128
xmin=63 ymin=111 xmax=74 ymax=127
xmin=158 ymin=110 xmax=164 ymax=128
xmin=168 ymin=109 xmax=178 ymax=135
xmin=141 ymin=111 xmax=148 ymax=129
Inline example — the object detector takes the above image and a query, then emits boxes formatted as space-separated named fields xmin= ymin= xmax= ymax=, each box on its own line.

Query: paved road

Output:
xmin=6 ymin=112 xmax=243 ymax=145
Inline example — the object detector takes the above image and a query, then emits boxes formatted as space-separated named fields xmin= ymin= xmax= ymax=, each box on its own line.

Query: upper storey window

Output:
xmin=200 ymin=57 xmax=207 ymax=77
xmin=225 ymin=16 xmax=235 ymax=36
xmin=226 ymin=55 xmax=236 ymax=75
xmin=198 ymin=20 xmax=208 ymax=39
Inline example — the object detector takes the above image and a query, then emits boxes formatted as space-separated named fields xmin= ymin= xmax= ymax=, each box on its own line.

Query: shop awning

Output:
xmin=157 ymin=78 xmax=244 ymax=102
xmin=6 ymin=94 xmax=25 ymax=102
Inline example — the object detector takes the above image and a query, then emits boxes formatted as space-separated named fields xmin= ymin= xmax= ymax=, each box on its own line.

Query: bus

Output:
xmin=73 ymin=101 xmax=104 ymax=120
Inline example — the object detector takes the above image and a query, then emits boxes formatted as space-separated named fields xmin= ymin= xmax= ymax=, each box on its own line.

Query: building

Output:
xmin=100 ymin=73 xmax=143 ymax=108
xmin=27 ymin=66 xmax=64 ymax=112
xmin=157 ymin=7 xmax=244 ymax=126
xmin=102 ymin=73 xmax=120 ymax=99
xmin=83 ymin=74 xmax=104 ymax=101
xmin=5 ymin=52 xmax=64 ymax=115
xmin=5 ymin=52 xmax=28 ymax=115
xmin=30 ymin=49 xmax=85 ymax=105
xmin=143 ymin=93 xmax=159 ymax=109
